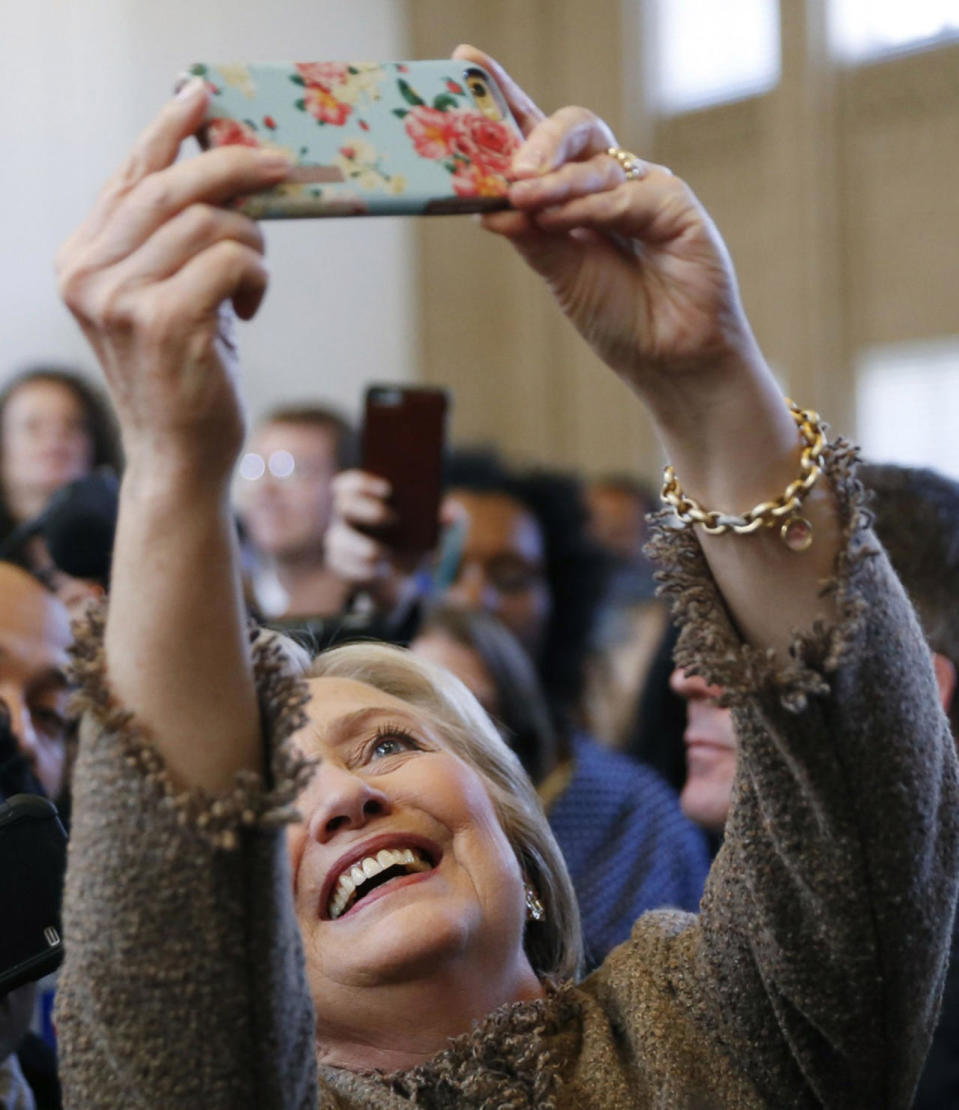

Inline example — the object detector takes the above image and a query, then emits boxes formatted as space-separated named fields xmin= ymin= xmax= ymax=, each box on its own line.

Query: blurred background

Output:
xmin=3 ymin=0 xmax=958 ymax=485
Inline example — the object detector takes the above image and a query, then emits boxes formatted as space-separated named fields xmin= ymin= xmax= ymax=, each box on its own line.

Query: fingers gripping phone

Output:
xmin=185 ymin=60 xmax=524 ymax=218
xmin=361 ymin=386 xmax=448 ymax=556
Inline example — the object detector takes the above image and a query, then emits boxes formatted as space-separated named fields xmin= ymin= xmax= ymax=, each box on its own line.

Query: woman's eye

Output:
xmin=369 ymin=729 xmax=420 ymax=760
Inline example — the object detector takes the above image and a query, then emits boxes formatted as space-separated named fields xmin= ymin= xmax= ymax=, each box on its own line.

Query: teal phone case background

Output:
xmin=190 ymin=60 xmax=524 ymax=218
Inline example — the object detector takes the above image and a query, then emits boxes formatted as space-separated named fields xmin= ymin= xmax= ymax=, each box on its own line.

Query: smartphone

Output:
xmin=184 ymin=59 xmax=524 ymax=218
xmin=361 ymin=385 xmax=449 ymax=555
xmin=0 ymin=794 xmax=67 ymax=997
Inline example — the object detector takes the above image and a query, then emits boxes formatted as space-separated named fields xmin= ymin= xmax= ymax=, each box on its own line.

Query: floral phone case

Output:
xmin=186 ymin=60 xmax=525 ymax=218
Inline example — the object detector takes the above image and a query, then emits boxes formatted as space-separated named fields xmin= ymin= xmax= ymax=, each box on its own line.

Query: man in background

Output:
xmin=0 ymin=561 xmax=73 ymax=1110
xmin=235 ymin=404 xmax=355 ymax=620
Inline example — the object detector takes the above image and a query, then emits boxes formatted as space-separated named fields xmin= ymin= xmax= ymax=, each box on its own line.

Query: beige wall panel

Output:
xmin=414 ymin=215 xmax=559 ymax=457
xmin=409 ymin=0 xmax=661 ymax=476
xmin=654 ymin=103 xmax=784 ymax=362
xmin=841 ymin=45 xmax=959 ymax=349
xmin=410 ymin=3 xmax=959 ymax=480
xmin=409 ymin=0 xmax=561 ymax=461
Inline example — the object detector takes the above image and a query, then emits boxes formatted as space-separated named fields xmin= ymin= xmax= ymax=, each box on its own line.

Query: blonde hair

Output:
xmin=288 ymin=639 xmax=583 ymax=981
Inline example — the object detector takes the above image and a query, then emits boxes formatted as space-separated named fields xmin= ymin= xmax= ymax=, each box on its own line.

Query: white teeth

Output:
xmin=327 ymin=846 xmax=432 ymax=920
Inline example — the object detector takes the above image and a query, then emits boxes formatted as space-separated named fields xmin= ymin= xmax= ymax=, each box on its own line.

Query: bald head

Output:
xmin=0 ymin=562 xmax=72 ymax=798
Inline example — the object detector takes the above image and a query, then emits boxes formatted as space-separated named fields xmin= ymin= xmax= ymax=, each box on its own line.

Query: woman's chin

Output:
xmin=309 ymin=890 xmax=479 ymax=988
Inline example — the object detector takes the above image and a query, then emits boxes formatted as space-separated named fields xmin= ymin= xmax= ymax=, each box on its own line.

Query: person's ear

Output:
xmin=931 ymin=652 xmax=957 ymax=715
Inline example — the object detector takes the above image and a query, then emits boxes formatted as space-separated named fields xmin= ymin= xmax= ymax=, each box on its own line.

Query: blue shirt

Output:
xmin=548 ymin=732 xmax=711 ymax=971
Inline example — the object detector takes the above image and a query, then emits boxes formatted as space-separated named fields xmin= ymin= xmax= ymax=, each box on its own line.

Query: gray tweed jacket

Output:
xmin=55 ymin=446 xmax=959 ymax=1109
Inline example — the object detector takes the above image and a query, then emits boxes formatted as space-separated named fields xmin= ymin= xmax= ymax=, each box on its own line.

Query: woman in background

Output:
xmin=0 ymin=366 xmax=121 ymax=543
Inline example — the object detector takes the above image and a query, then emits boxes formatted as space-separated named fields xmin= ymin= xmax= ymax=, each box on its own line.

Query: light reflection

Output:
xmin=239 ymin=451 xmax=266 ymax=481
xmin=238 ymin=450 xmax=299 ymax=481
xmin=647 ymin=0 xmax=780 ymax=115
xmin=268 ymin=449 xmax=296 ymax=479
xmin=830 ymin=0 xmax=959 ymax=61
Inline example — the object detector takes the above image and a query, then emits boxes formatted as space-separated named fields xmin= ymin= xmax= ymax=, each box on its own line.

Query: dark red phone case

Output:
xmin=361 ymin=386 xmax=449 ymax=555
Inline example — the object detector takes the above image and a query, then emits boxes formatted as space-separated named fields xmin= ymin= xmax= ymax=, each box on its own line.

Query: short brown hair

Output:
xmin=259 ymin=404 xmax=356 ymax=470
xmin=861 ymin=462 xmax=959 ymax=731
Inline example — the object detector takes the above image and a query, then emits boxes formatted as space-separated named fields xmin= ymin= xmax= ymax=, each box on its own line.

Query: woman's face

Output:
xmin=1 ymin=380 xmax=94 ymax=502
xmin=410 ymin=631 xmax=499 ymax=716
xmin=441 ymin=490 xmax=552 ymax=660
xmin=287 ymin=675 xmax=531 ymax=1010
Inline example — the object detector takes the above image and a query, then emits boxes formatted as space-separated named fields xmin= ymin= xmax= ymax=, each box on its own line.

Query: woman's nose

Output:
xmin=669 ymin=666 xmax=724 ymax=701
xmin=446 ymin=562 xmax=496 ymax=612
xmin=307 ymin=763 xmax=392 ymax=843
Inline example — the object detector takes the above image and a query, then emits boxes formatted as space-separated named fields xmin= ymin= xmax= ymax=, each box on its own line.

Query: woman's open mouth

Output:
xmin=327 ymin=844 xmax=436 ymax=921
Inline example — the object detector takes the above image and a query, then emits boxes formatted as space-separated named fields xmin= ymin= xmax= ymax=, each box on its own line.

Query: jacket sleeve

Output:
xmin=56 ymin=613 xmax=320 ymax=1110
xmin=590 ymin=443 xmax=959 ymax=1109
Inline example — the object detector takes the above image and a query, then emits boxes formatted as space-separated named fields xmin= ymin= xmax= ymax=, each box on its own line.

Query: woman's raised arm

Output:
xmin=457 ymin=45 xmax=840 ymax=657
xmin=57 ymin=79 xmax=290 ymax=791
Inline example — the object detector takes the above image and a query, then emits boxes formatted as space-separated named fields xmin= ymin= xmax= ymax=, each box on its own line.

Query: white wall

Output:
xmin=1 ymin=0 xmax=414 ymax=425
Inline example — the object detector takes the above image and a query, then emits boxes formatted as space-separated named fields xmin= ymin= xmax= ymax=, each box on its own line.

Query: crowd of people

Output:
xmin=0 ymin=43 xmax=956 ymax=1110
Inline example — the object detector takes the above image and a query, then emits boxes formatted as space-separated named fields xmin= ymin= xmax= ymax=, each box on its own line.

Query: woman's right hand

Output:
xmin=326 ymin=470 xmax=395 ymax=584
xmin=325 ymin=469 xmax=420 ymax=612
xmin=56 ymin=80 xmax=291 ymax=792
xmin=56 ymin=78 xmax=291 ymax=483
xmin=327 ymin=471 xmax=462 ymax=613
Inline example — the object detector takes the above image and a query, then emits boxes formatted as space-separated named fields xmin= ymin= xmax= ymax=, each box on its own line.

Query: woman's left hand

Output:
xmin=456 ymin=47 xmax=842 ymax=658
xmin=454 ymin=46 xmax=760 ymax=409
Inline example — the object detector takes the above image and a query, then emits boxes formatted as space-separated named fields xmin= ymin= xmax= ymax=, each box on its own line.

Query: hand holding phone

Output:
xmin=360 ymin=385 xmax=449 ymax=555
xmin=187 ymin=60 xmax=523 ymax=218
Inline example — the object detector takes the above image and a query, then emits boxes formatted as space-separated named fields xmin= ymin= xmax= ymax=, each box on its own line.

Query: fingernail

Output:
xmin=255 ymin=149 xmax=293 ymax=171
xmin=176 ymin=75 xmax=206 ymax=100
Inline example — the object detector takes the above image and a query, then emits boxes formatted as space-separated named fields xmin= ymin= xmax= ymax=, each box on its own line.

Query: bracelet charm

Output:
xmin=780 ymin=514 xmax=814 ymax=552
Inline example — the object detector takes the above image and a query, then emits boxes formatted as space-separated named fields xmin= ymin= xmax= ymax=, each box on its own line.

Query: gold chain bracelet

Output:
xmin=660 ymin=400 xmax=826 ymax=551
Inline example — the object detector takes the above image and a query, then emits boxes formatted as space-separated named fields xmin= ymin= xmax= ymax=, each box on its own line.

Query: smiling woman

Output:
xmin=52 ymin=42 xmax=958 ymax=1110
xmin=292 ymin=644 xmax=581 ymax=999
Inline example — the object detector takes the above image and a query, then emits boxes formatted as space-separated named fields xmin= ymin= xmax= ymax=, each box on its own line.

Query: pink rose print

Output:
xmin=404 ymin=103 xmax=519 ymax=198
xmin=304 ymin=83 xmax=353 ymax=126
xmin=451 ymin=161 xmax=510 ymax=198
xmin=295 ymin=61 xmax=350 ymax=88
xmin=446 ymin=112 xmax=519 ymax=176
xmin=206 ymin=117 xmax=260 ymax=148
xmin=404 ymin=106 xmax=457 ymax=159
